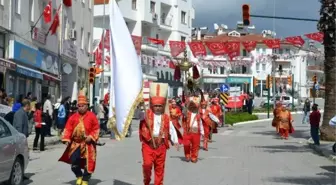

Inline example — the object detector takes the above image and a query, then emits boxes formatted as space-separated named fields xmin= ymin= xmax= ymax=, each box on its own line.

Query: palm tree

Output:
xmin=317 ymin=0 xmax=336 ymax=141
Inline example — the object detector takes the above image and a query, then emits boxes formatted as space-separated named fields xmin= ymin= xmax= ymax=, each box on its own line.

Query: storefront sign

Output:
xmin=32 ymin=27 xmax=47 ymax=45
xmin=203 ymin=78 xmax=226 ymax=83
xmin=62 ymin=40 xmax=77 ymax=60
xmin=10 ymin=41 xmax=43 ymax=68
xmin=0 ymin=58 xmax=16 ymax=73
xmin=41 ymin=51 xmax=59 ymax=75
xmin=16 ymin=65 xmax=43 ymax=79
xmin=227 ymin=77 xmax=251 ymax=84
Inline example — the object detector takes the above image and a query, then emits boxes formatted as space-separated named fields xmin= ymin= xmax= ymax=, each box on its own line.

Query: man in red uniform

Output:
xmin=59 ymin=92 xmax=100 ymax=185
xmin=210 ymin=98 xmax=222 ymax=131
xmin=199 ymin=100 xmax=214 ymax=151
xmin=169 ymin=99 xmax=182 ymax=129
xmin=183 ymin=92 xmax=204 ymax=163
xmin=139 ymin=82 xmax=180 ymax=185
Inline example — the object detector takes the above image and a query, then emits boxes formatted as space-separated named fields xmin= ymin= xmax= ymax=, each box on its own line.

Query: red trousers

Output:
xmin=279 ymin=128 xmax=289 ymax=138
xmin=203 ymin=126 xmax=210 ymax=150
xmin=183 ymin=133 xmax=201 ymax=161
xmin=141 ymin=143 xmax=167 ymax=185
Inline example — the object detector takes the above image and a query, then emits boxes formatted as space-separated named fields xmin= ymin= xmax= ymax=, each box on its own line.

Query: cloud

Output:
xmin=192 ymin=0 xmax=320 ymax=37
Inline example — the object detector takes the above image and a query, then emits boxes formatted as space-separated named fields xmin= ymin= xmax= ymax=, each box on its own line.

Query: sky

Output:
xmin=192 ymin=0 xmax=320 ymax=37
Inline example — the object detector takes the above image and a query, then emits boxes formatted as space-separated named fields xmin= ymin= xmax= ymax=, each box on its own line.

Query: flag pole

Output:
xmin=100 ymin=0 xmax=106 ymax=100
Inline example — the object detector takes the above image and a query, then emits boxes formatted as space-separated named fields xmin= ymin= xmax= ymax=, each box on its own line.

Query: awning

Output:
xmin=42 ymin=73 xmax=60 ymax=81
xmin=16 ymin=65 xmax=43 ymax=79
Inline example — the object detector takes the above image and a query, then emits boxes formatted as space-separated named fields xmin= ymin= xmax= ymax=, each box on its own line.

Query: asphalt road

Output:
xmin=23 ymin=114 xmax=335 ymax=185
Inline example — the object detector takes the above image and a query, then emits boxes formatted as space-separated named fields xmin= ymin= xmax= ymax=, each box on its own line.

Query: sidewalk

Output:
xmin=307 ymin=138 xmax=336 ymax=162
xmin=27 ymin=129 xmax=60 ymax=148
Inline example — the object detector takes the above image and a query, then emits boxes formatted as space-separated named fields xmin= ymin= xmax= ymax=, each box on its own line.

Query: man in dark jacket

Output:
xmin=13 ymin=99 xmax=31 ymax=137
xmin=302 ymin=98 xmax=311 ymax=124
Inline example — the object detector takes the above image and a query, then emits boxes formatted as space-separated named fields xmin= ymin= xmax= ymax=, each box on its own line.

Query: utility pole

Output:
xmin=100 ymin=0 xmax=106 ymax=100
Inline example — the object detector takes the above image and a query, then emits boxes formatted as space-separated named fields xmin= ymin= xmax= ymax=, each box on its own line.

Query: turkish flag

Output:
xmin=63 ymin=0 xmax=72 ymax=7
xmin=49 ymin=12 xmax=60 ymax=35
xmin=43 ymin=1 xmax=52 ymax=23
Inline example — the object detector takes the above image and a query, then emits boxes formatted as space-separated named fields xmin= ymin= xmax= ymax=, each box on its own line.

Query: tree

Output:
xmin=317 ymin=0 xmax=336 ymax=141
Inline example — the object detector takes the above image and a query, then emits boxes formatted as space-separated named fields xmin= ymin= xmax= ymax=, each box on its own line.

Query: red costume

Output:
xmin=210 ymin=98 xmax=222 ymax=132
xmin=169 ymin=100 xmax=182 ymax=129
xmin=183 ymin=96 xmax=204 ymax=163
xmin=199 ymin=101 xmax=213 ymax=151
xmin=59 ymin=94 xmax=100 ymax=185
xmin=139 ymin=83 xmax=180 ymax=185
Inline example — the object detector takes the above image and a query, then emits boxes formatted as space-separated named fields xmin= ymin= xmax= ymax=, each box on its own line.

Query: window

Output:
xmin=15 ymin=0 xmax=21 ymax=14
xmin=0 ymin=33 xmax=4 ymax=58
xmin=180 ymin=36 xmax=186 ymax=41
xmin=29 ymin=0 xmax=34 ymax=22
xmin=0 ymin=120 xmax=11 ymax=138
xmin=279 ymin=48 xmax=283 ymax=54
xmin=181 ymin=11 xmax=186 ymax=24
xmin=262 ymin=64 xmax=266 ymax=71
xmin=87 ymin=32 xmax=91 ymax=53
xmin=81 ymin=27 xmax=84 ymax=50
xmin=256 ymin=63 xmax=260 ymax=71
xmin=150 ymin=1 xmax=155 ymax=13
xmin=242 ymin=49 xmax=247 ymax=56
xmin=132 ymin=0 xmax=137 ymax=10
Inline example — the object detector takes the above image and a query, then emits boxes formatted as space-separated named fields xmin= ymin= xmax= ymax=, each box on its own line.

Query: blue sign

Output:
xmin=16 ymin=66 xmax=43 ymax=79
xmin=220 ymin=84 xmax=230 ymax=92
xmin=227 ymin=77 xmax=251 ymax=84
xmin=315 ymin=84 xmax=320 ymax=90
xmin=12 ymin=41 xmax=43 ymax=68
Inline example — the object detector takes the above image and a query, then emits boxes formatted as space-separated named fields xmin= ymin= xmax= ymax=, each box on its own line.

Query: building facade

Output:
xmin=0 ymin=0 xmax=93 ymax=104
xmin=93 ymin=0 xmax=194 ymax=101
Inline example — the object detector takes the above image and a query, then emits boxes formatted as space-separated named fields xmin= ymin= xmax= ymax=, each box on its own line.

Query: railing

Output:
xmin=141 ymin=36 xmax=170 ymax=52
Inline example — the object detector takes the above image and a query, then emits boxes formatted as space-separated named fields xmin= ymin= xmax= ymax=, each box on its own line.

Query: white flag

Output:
xmin=109 ymin=0 xmax=143 ymax=140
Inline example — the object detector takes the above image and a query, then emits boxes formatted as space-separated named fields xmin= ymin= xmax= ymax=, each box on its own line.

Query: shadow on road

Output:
xmin=23 ymin=173 xmax=35 ymax=185
xmin=113 ymin=179 xmax=133 ymax=185
xmin=267 ymin=165 xmax=336 ymax=184
xmin=65 ymin=179 xmax=103 ymax=185
xmin=253 ymin=145 xmax=311 ymax=153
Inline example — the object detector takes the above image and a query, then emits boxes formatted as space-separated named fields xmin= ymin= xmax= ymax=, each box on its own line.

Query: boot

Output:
xmin=76 ymin=177 xmax=83 ymax=185
xmin=82 ymin=181 xmax=89 ymax=185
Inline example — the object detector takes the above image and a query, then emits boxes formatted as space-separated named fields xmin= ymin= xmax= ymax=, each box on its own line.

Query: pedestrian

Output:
xmin=277 ymin=105 xmax=294 ymax=140
xmin=13 ymin=99 xmax=31 ymax=137
xmin=309 ymin=104 xmax=321 ymax=145
xmin=59 ymin=92 xmax=100 ymax=185
xmin=302 ymin=98 xmax=311 ymax=124
xmin=272 ymin=101 xmax=282 ymax=133
xmin=183 ymin=88 xmax=205 ymax=163
xmin=33 ymin=103 xmax=45 ymax=151
xmin=57 ymin=98 xmax=67 ymax=137
xmin=12 ymin=94 xmax=24 ymax=112
xmin=139 ymin=83 xmax=180 ymax=185
xmin=199 ymin=100 xmax=213 ymax=151
xmin=43 ymin=94 xmax=53 ymax=137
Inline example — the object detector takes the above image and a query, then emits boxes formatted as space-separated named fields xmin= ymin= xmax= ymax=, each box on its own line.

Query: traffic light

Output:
xmin=95 ymin=67 xmax=103 ymax=75
xmin=266 ymin=75 xmax=272 ymax=89
xmin=287 ymin=76 xmax=292 ymax=86
xmin=242 ymin=4 xmax=250 ymax=26
xmin=253 ymin=77 xmax=258 ymax=87
xmin=89 ymin=67 xmax=95 ymax=84
xmin=312 ymin=75 xmax=317 ymax=84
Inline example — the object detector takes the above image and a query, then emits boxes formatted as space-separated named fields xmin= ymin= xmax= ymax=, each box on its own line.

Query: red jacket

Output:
xmin=34 ymin=110 xmax=43 ymax=128
xmin=309 ymin=110 xmax=321 ymax=127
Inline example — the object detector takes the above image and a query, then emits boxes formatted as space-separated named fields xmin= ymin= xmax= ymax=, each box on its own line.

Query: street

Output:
xmin=23 ymin=114 xmax=335 ymax=185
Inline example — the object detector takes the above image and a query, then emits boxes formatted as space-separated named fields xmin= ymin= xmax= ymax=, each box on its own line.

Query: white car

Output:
xmin=0 ymin=117 xmax=29 ymax=185
xmin=261 ymin=95 xmax=298 ymax=108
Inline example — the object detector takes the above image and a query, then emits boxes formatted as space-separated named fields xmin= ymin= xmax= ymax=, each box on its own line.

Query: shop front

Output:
xmin=227 ymin=76 xmax=252 ymax=94
xmin=40 ymin=49 xmax=60 ymax=103
xmin=8 ymin=40 xmax=43 ymax=100
xmin=202 ymin=77 xmax=227 ymax=92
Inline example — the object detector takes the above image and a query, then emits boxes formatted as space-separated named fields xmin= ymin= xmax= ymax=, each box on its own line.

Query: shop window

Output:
xmin=0 ymin=33 xmax=4 ymax=58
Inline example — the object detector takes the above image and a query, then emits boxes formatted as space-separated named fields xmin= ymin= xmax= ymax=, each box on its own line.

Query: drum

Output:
xmin=209 ymin=113 xmax=220 ymax=123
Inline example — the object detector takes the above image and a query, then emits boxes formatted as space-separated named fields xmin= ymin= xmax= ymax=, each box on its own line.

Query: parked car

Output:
xmin=0 ymin=117 xmax=29 ymax=185
xmin=260 ymin=95 xmax=298 ymax=108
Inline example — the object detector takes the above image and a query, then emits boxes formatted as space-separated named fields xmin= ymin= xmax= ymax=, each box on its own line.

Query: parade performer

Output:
xmin=139 ymin=82 xmax=181 ymax=185
xmin=169 ymin=99 xmax=182 ymax=129
xmin=210 ymin=98 xmax=222 ymax=132
xmin=182 ymin=89 xmax=204 ymax=163
xmin=277 ymin=104 xmax=294 ymax=139
xmin=199 ymin=100 xmax=213 ymax=151
xmin=59 ymin=92 xmax=100 ymax=185
xmin=272 ymin=101 xmax=282 ymax=133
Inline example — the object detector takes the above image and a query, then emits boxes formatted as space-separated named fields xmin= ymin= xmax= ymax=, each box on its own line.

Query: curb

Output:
xmin=307 ymin=141 xmax=336 ymax=162
xmin=233 ymin=118 xmax=273 ymax=126
xmin=28 ymin=136 xmax=61 ymax=149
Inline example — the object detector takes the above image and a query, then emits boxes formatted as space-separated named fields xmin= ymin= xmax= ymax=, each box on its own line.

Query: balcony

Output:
xmin=160 ymin=4 xmax=173 ymax=31
xmin=307 ymin=65 xmax=324 ymax=73
xmin=141 ymin=36 xmax=171 ymax=56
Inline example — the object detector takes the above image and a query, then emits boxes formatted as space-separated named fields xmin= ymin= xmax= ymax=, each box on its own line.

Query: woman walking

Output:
xmin=57 ymin=98 xmax=67 ymax=137
xmin=33 ymin=103 xmax=45 ymax=151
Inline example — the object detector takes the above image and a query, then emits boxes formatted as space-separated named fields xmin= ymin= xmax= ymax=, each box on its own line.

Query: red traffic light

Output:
xmin=89 ymin=78 xmax=94 ymax=84
xmin=89 ymin=67 xmax=95 ymax=73
xmin=242 ymin=4 xmax=250 ymax=26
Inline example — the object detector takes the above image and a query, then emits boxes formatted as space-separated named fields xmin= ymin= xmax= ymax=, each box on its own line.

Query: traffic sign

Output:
xmin=220 ymin=93 xmax=229 ymax=105
xmin=315 ymin=84 xmax=320 ymax=90
xmin=220 ymin=84 xmax=230 ymax=92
